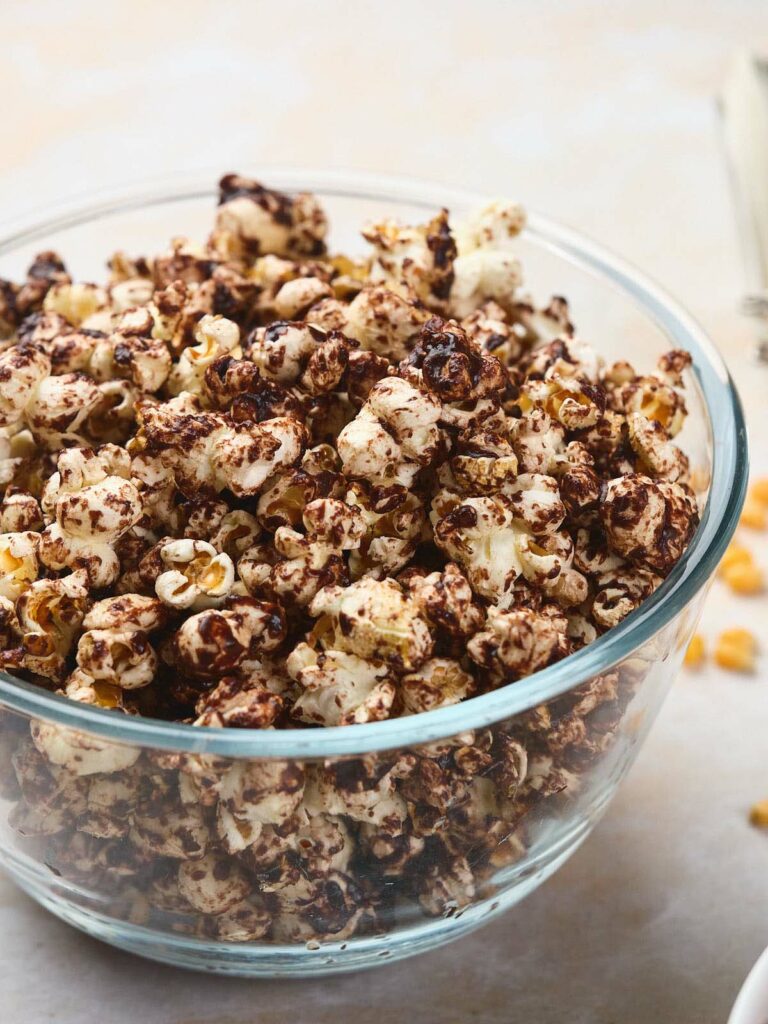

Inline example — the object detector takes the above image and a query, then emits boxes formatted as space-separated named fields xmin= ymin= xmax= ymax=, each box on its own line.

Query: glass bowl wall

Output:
xmin=0 ymin=172 xmax=748 ymax=975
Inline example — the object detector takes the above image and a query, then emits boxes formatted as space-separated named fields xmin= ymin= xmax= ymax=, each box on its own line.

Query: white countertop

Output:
xmin=1 ymin=2 xmax=768 ymax=1021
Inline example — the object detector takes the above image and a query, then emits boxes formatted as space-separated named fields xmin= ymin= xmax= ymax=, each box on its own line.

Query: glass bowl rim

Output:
xmin=0 ymin=168 xmax=749 ymax=757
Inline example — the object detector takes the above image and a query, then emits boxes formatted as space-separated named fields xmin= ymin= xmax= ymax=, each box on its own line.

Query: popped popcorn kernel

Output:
xmin=714 ymin=628 xmax=757 ymax=673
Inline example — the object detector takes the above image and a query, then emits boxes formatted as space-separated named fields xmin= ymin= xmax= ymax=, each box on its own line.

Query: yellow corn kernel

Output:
xmin=740 ymin=497 xmax=767 ymax=530
xmin=718 ymin=543 xmax=752 ymax=575
xmin=749 ymin=478 xmax=768 ymax=506
xmin=721 ymin=561 xmax=765 ymax=595
xmin=683 ymin=633 xmax=705 ymax=668
xmin=749 ymin=799 xmax=768 ymax=828
xmin=714 ymin=628 xmax=757 ymax=673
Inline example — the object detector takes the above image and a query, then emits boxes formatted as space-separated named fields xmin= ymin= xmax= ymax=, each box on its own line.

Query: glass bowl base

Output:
xmin=5 ymin=838 xmax=584 ymax=977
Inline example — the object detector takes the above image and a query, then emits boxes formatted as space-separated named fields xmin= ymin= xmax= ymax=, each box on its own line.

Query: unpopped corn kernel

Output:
xmin=719 ymin=543 xmax=753 ymax=575
xmin=740 ymin=497 xmax=767 ymax=531
xmin=683 ymin=633 xmax=705 ymax=669
xmin=714 ymin=628 xmax=757 ymax=673
xmin=749 ymin=799 xmax=768 ymax=828
xmin=749 ymin=478 xmax=768 ymax=506
xmin=721 ymin=561 xmax=764 ymax=595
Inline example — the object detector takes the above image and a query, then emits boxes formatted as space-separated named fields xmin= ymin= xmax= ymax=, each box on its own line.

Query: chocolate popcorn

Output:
xmin=0 ymin=174 xmax=701 ymax=949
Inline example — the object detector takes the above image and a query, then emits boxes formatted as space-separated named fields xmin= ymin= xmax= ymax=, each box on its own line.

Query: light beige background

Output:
xmin=1 ymin=2 xmax=768 ymax=1022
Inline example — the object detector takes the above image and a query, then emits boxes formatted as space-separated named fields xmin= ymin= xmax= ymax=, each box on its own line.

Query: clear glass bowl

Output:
xmin=0 ymin=171 xmax=748 ymax=976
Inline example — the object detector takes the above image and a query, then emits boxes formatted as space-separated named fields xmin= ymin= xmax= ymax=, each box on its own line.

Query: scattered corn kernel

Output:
xmin=749 ymin=799 xmax=768 ymax=828
xmin=721 ymin=561 xmax=765 ymax=595
xmin=749 ymin=478 xmax=768 ymax=506
xmin=714 ymin=627 xmax=757 ymax=673
xmin=740 ymin=497 xmax=767 ymax=530
xmin=683 ymin=633 xmax=705 ymax=668
xmin=718 ymin=542 xmax=753 ymax=575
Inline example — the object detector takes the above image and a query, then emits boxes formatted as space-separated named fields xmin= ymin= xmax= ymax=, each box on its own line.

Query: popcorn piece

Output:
xmin=626 ymin=412 xmax=688 ymax=483
xmin=683 ymin=633 xmax=705 ymax=669
xmin=94 ymin=308 xmax=172 ymax=394
xmin=450 ymin=200 xmax=526 ymax=318
xmin=83 ymin=595 xmax=167 ymax=635
xmin=325 ymin=284 xmax=428 ymax=362
xmin=43 ymin=282 xmax=107 ymax=327
xmin=63 ymin=667 xmax=128 ymax=711
xmin=0 ymin=532 xmax=40 ymax=601
xmin=137 ymin=402 xmax=306 ymax=499
xmin=512 ymin=407 xmax=566 ymax=475
xmin=30 ymin=719 xmax=140 ymax=776
xmin=522 ymin=335 xmax=601 ymax=383
xmin=0 ymin=345 xmax=51 ymax=429
xmin=25 ymin=372 xmax=104 ymax=449
xmin=214 ymin=898 xmax=271 ymax=942
xmin=173 ymin=597 xmax=285 ymax=677
xmin=337 ymin=376 xmax=443 ymax=487
xmin=155 ymin=539 xmax=235 ymax=610
xmin=609 ymin=355 xmax=688 ymax=437
xmin=194 ymin=674 xmax=284 ymax=729
xmin=288 ymin=644 xmax=395 ymax=726
xmin=363 ymin=208 xmax=456 ymax=308
xmin=304 ymin=762 xmax=408 ymax=833
xmin=400 ymin=657 xmax=475 ymax=714
xmin=214 ymin=174 xmax=327 ymax=258
xmin=401 ymin=316 xmax=507 ymax=403
xmin=245 ymin=320 xmax=351 ymax=397
xmin=600 ymin=474 xmax=698 ymax=575
xmin=39 ymin=449 xmax=143 ymax=587
xmin=178 ymin=853 xmax=252 ymax=916
xmin=713 ymin=627 xmax=757 ymax=673
xmin=308 ymin=577 xmax=433 ymax=672
xmin=273 ymin=276 xmax=333 ymax=319
xmin=217 ymin=759 xmax=305 ymax=852
xmin=166 ymin=314 xmax=240 ymax=395
xmin=457 ymin=199 xmax=526 ymax=252
xmin=266 ymin=498 xmax=365 ymax=607
xmin=401 ymin=562 xmax=484 ymax=639
xmin=3 ymin=571 xmax=89 ymax=680
xmin=468 ymin=605 xmax=568 ymax=683
xmin=462 ymin=301 xmax=524 ymax=367
xmin=269 ymin=867 xmax=368 ymax=943
xmin=76 ymin=627 xmax=157 ymax=689
xmin=0 ymin=490 xmax=43 ymax=532
xmin=209 ymin=510 xmax=261 ymax=559
xmin=131 ymin=788 xmax=208 ymax=860
xmin=450 ymin=429 xmax=518 ymax=494
xmin=434 ymin=496 xmax=562 ymax=608
xmin=520 ymin=376 xmax=604 ymax=431
xmin=591 ymin=566 xmax=663 ymax=630
xmin=346 ymin=483 xmax=425 ymax=580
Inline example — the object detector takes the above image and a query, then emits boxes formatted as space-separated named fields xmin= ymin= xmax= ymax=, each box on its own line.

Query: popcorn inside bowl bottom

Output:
xmin=0 ymin=173 xmax=704 ymax=953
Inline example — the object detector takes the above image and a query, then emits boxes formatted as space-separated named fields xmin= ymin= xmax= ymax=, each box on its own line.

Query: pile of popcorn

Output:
xmin=0 ymin=175 xmax=701 ymax=942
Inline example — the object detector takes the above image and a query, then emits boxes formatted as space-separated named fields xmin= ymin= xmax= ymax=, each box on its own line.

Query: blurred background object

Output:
xmin=721 ymin=51 xmax=768 ymax=362
xmin=0 ymin=2 xmax=767 ymax=1023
